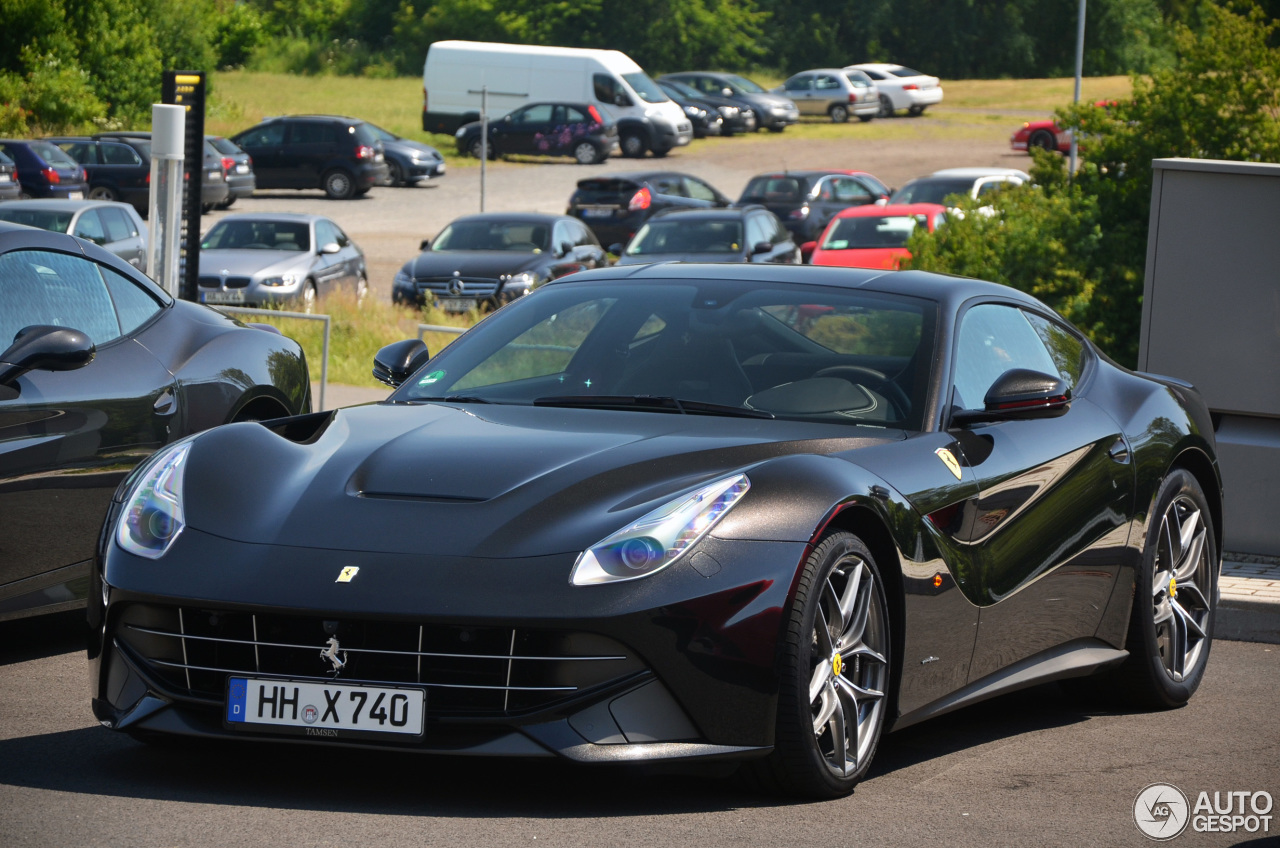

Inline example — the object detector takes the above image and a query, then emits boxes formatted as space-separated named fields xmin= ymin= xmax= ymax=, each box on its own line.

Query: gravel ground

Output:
xmin=202 ymin=111 xmax=1032 ymax=302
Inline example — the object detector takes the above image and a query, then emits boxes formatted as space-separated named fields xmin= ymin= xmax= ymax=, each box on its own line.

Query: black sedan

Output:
xmin=363 ymin=122 xmax=446 ymax=187
xmin=567 ymin=170 xmax=732 ymax=248
xmin=91 ymin=264 xmax=1221 ymax=799
xmin=391 ymin=212 xmax=606 ymax=312
xmin=614 ymin=206 xmax=800 ymax=265
xmin=657 ymin=78 xmax=756 ymax=136
xmin=0 ymin=222 xmax=311 ymax=623
xmin=455 ymin=102 xmax=617 ymax=165
xmin=738 ymin=170 xmax=892 ymax=244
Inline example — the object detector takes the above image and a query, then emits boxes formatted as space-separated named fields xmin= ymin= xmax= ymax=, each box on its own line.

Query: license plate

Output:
xmin=227 ymin=677 xmax=425 ymax=737
xmin=236 ymin=164 xmax=249 ymax=174
xmin=209 ymin=170 xmax=220 ymax=179
xmin=582 ymin=207 xmax=614 ymax=219
xmin=0 ymin=174 xmax=9 ymax=183
xmin=68 ymin=191 xmax=84 ymax=200
xmin=201 ymin=290 xmax=246 ymax=304
xmin=375 ymin=153 xmax=385 ymax=162
xmin=437 ymin=297 xmax=475 ymax=312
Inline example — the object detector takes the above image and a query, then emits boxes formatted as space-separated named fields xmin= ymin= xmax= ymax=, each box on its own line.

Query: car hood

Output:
xmin=199 ymin=249 xmax=313 ymax=277
xmin=181 ymin=403 xmax=897 ymax=558
xmin=383 ymin=138 xmax=442 ymax=160
xmin=615 ymin=252 xmax=745 ymax=265
xmin=743 ymin=92 xmax=798 ymax=110
xmin=405 ymin=250 xmax=543 ymax=278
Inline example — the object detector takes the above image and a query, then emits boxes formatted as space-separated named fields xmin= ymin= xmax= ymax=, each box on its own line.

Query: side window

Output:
xmin=976 ymin=179 xmax=1006 ymax=197
xmin=315 ymin=220 xmax=338 ymax=248
xmin=102 ymin=265 xmax=163 ymax=336
xmin=815 ymin=74 xmax=841 ymax=91
xmin=517 ymin=105 xmax=554 ymax=123
xmin=564 ymin=106 xmax=586 ymax=123
xmin=650 ymin=176 xmax=685 ymax=197
xmin=59 ymin=142 xmax=95 ymax=163
xmin=744 ymin=214 xmax=770 ymax=248
xmin=239 ymin=123 xmax=285 ymax=148
xmin=98 ymin=207 xmax=137 ymax=243
xmin=1023 ymin=311 xmax=1089 ymax=390
xmin=551 ymin=222 xmax=571 ymax=251
xmin=952 ymin=303 xmax=1060 ymax=410
xmin=0 ymin=250 xmax=121 ymax=346
xmin=785 ymin=74 xmax=812 ymax=92
xmin=769 ymin=214 xmax=789 ymax=244
xmin=593 ymin=74 xmax=618 ymax=103
xmin=683 ymin=177 xmax=718 ymax=202
xmin=102 ymin=143 xmax=142 ymax=166
xmin=330 ymin=223 xmax=351 ymax=248
xmin=832 ymin=178 xmax=872 ymax=203
xmin=572 ymin=221 xmax=597 ymax=247
xmin=692 ymin=76 xmax=716 ymax=94
xmin=73 ymin=210 xmax=107 ymax=245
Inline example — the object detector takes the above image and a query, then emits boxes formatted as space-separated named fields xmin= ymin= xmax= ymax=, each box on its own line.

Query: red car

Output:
xmin=806 ymin=202 xmax=947 ymax=269
xmin=1010 ymin=100 xmax=1117 ymax=154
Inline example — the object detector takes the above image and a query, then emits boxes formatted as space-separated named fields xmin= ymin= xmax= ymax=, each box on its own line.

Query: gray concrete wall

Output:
xmin=1140 ymin=158 xmax=1280 ymax=555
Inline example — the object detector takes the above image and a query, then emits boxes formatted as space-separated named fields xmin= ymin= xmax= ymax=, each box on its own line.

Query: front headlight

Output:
xmin=260 ymin=272 xmax=302 ymax=287
xmin=394 ymin=268 xmax=414 ymax=288
xmin=718 ymin=106 xmax=739 ymax=118
xmin=506 ymin=271 xmax=536 ymax=288
xmin=116 ymin=440 xmax=193 ymax=559
xmin=455 ymin=127 xmax=467 ymax=138
xmin=570 ymin=474 xmax=750 ymax=586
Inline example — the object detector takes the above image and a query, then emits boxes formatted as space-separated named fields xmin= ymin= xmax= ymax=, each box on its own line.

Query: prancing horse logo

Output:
xmin=319 ymin=636 xmax=347 ymax=675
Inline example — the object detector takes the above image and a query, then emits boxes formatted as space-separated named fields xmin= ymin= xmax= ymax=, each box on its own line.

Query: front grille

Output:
xmin=117 ymin=604 xmax=643 ymax=716
xmin=198 ymin=276 xmax=252 ymax=289
xmin=226 ymin=276 xmax=252 ymax=289
xmin=413 ymin=276 xmax=500 ymax=298
xmin=198 ymin=276 xmax=220 ymax=289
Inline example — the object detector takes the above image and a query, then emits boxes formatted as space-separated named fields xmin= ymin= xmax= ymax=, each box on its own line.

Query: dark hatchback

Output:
xmin=659 ymin=72 xmax=799 ymax=132
xmin=392 ymin=213 xmax=606 ymax=312
xmin=0 ymin=151 xmax=18 ymax=201
xmin=737 ymin=170 xmax=892 ymax=243
xmin=0 ymin=139 xmax=88 ymax=200
xmin=47 ymin=135 xmax=151 ymax=213
xmin=614 ymin=206 xmax=800 ymax=265
xmin=655 ymin=80 xmax=722 ymax=138
xmin=207 ymin=135 xmax=257 ymax=208
xmin=231 ymin=115 xmax=390 ymax=200
xmin=456 ymin=102 xmax=617 ymax=166
xmin=566 ymin=170 xmax=732 ymax=248
xmin=91 ymin=132 xmax=231 ymax=212
xmin=657 ymin=78 xmax=756 ymax=135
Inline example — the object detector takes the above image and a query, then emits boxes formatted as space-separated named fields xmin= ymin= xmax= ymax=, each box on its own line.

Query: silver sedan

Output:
xmin=0 ymin=198 xmax=148 ymax=271
xmin=197 ymin=212 xmax=367 ymax=309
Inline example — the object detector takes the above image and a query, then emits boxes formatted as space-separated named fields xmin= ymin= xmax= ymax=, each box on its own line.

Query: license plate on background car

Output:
xmin=226 ymin=677 xmax=425 ymax=736
xmin=236 ymin=164 xmax=249 ymax=174
xmin=68 ymin=191 xmax=83 ymax=199
xmin=437 ymin=297 xmax=475 ymax=312
xmin=581 ymin=208 xmax=614 ymax=219
xmin=201 ymin=290 xmax=246 ymax=304
xmin=209 ymin=170 xmax=220 ymax=179
xmin=0 ymin=174 xmax=9 ymax=183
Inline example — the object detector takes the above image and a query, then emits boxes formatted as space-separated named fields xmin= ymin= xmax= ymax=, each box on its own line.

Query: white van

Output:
xmin=423 ymin=41 xmax=693 ymax=158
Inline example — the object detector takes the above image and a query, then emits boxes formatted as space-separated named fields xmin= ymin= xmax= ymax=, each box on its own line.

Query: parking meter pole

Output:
xmin=1069 ymin=0 xmax=1086 ymax=175
xmin=148 ymin=104 xmax=185 ymax=297
xmin=480 ymin=86 xmax=488 ymax=212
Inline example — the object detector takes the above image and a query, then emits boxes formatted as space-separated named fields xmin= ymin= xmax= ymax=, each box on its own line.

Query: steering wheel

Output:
xmin=814 ymin=365 xmax=911 ymax=418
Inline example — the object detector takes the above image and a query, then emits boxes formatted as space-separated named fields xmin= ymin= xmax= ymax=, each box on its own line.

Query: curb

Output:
xmin=1217 ymin=598 xmax=1280 ymax=645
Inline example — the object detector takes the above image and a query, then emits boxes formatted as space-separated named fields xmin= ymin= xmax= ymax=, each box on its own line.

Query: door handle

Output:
xmin=153 ymin=389 xmax=178 ymax=417
xmin=1107 ymin=437 xmax=1130 ymax=464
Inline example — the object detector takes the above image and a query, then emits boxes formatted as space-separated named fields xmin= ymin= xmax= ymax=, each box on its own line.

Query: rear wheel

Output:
xmin=573 ymin=141 xmax=600 ymax=165
xmin=829 ymin=104 xmax=849 ymax=124
xmin=907 ymin=105 xmax=926 ymax=117
xmin=752 ymin=531 xmax=891 ymax=798
xmin=322 ymin=169 xmax=355 ymax=200
xmin=468 ymin=138 xmax=495 ymax=160
xmin=88 ymin=185 xmax=119 ymax=202
xmin=878 ymin=95 xmax=895 ymax=118
xmin=1110 ymin=470 xmax=1217 ymax=709
xmin=620 ymin=132 xmax=647 ymax=158
xmin=216 ymin=196 xmax=236 ymax=210
xmin=1029 ymin=130 xmax=1057 ymax=151
xmin=387 ymin=160 xmax=405 ymax=186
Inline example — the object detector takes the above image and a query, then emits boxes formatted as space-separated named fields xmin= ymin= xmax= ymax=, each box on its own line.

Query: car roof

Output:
xmin=747 ymin=169 xmax=877 ymax=181
xmin=789 ymin=68 xmax=857 ymax=76
xmin=930 ymin=167 xmax=1030 ymax=180
xmin=545 ymin=262 xmax=1045 ymax=313
xmin=447 ymin=212 xmax=576 ymax=225
xmin=214 ymin=212 xmax=326 ymax=224
xmin=833 ymin=202 xmax=948 ymax=219
xmin=0 ymin=199 xmax=136 ymax=213
xmin=649 ymin=207 xmax=757 ymax=221
xmin=845 ymin=63 xmax=909 ymax=72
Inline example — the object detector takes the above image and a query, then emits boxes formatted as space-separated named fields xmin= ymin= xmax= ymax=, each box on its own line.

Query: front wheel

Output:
xmin=829 ymin=104 xmax=849 ymax=124
xmin=620 ymin=132 xmax=647 ymax=158
xmin=387 ymin=160 xmax=405 ymax=186
xmin=1112 ymin=469 xmax=1217 ymax=709
xmin=322 ymin=169 xmax=355 ymax=200
xmin=753 ymin=531 xmax=891 ymax=798
xmin=858 ymin=114 xmax=874 ymax=123
xmin=89 ymin=185 xmax=119 ymax=202
xmin=300 ymin=279 xmax=318 ymax=312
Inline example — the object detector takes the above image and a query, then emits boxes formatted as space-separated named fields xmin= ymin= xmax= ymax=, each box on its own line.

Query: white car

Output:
xmin=844 ymin=63 xmax=944 ymax=117
xmin=889 ymin=167 xmax=1030 ymax=206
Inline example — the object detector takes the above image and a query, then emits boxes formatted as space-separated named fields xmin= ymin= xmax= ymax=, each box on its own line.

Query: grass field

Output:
xmin=208 ymin=71 xmax=1132 ymax=167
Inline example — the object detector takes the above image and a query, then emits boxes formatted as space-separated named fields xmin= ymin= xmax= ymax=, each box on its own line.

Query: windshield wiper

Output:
xmin=533 ymin=394 xmax=773 ymax=419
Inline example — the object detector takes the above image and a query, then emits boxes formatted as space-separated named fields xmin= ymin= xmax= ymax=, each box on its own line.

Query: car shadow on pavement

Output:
xmin=0 ymin=611 xmax=87 ymax=667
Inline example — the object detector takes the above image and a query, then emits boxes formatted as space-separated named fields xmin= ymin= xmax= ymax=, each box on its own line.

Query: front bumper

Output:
xmin=90 ymin=529 xmax=805 ymax=761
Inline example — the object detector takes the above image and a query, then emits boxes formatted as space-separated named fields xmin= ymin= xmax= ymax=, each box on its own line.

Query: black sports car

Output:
xmin=91 ymin=264 xmax=1221 ymax=799
xmin=0 ymin=222 xmax=311 ymax=622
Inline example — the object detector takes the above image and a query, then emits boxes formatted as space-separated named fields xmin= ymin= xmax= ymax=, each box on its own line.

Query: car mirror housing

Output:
xmin=373 ymin=339 xmax=431 ymax=388
xmin=556 ymin=241 xmax=573 ymax=258
xmin=0 ymin=325 xmax=95 ymax=387
xmin=752 ymin=241 xmax=773 ymax=255
xmin=419 ymin=238 xmax=431 ymax=251
xmin=952 ymin=369 xmax=1072 ymax=426
xmin=320 ymin=242 xmax=341 ymax=255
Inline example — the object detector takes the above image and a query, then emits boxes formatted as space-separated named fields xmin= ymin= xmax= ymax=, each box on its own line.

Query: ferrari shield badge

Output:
xmin=934 ymin=447 xmax=963 ymax=480
xmin=336 ymin=566 xmax=360 ymax=583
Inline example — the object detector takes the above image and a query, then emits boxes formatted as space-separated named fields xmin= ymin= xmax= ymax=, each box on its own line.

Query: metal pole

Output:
xmin=480 ymin=85 xmax=488 ymax=212
xmin=148 ymin=104 xmax=185 ymax=296
xmin=1069 ymin=0 xmax=1086 ymax=176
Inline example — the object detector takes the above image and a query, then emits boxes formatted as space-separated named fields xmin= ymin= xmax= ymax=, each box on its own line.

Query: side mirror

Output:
xmin=951 ymin=369 xmax=1071 ymax=426
xmin=372 ymin=339 xmax=431 ymax=388
xmin=608 ymin=243 xmax=625 ymax=255
xmin=0 ymin=325 xmax=96 ymax=387
xmin=800 ymin=241 xmax=817 ymax=263
xmin=722 ymin=87 xmax=734 ymax=97
xmin=556 ymin=241 xmax=573 ymax=258
xmin=419 ymin=238 xmax=431 ymax=251
xmin=751 ymin=241 xmax=773 ymax=255
xmin=614 ymin=93 xmax=632 ymax=107
xmin=320 ymin=242 xmax=341 ymax=255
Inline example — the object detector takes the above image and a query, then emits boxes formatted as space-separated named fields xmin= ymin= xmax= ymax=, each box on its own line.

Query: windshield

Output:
xmin=725 ymin=74 xmax=766 ymax=94
xmin=627 ymin=219 xmax=743 ymax=255
xmin=739 ymin=176 xmax=810 ymax=204
xmin=202 ymin=220 xmax=311 ymax=251
xmin=621 ymin=72 xmax=671 ymax=104
xmin=363 ymin=123 xmax=398 ymax=142
xmin=395 ymin=280 xmax=936 ymax=430
xmin=432 ymin=220 xmax=551 ymax=252
xmin=891 ymin=179 xmax=973 ymax=205
xmin=28 ymin=142 xmax=79 ymax=168
xmin=662 ymin=79 xmax=702 ymax=100
xmin=0 ymin=209 xmax=73 ymax=233
xmin=822 ymin=215 xmax=927 ymax=249
xmin=208 ymin=137 xmax=243 ymax=155
xmin=844 ymin=71 xmax=873 ymax=88
xmin=889 ymin=67 xmax=926 ymax=78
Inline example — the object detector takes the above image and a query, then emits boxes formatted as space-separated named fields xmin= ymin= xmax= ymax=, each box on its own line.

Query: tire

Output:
xmin=650 ymin=147 xmax=670 ymax=158
xmin=301 ymin=279 xmax=318 ymax=312
xmin=468 ymin=138 xmax=496 ymax=160
xmin=322 ymin=169 xmax=355 ymax=200
xmin=216 ymin=196 xmax=236 ymax=210
xmin=858 ymin=114 xmax=874 ymax=123
xmin=878 ymin=95 xmax=895 ymax=118
xmin=201 ymin=203 xmax=214 ymax=214
xmin=907 ymin=105 xmax=926 ymax=117
xmin=1109 ymin=469 xmax=1217 ymax=709
xmin=767 ymin=125 xmax=786 ymax=133
xmin=355 ymin=272 xmax=369 ymax=304
xmin=573 ymin=141 xmax=600 ymax=165
xmin=620 ymin=131 xmax=647 ymax=159
xmin=829 ymin=104 xmax=849 ymax=124
xmin=1029 ymin=130 xmax=1057 ymax=152
xmin=88 ymin=185 xmax=119 ymax=202
xmin=751 ymin=531 xmax=891 ymax=798
xmin=387 ymin=160 xmax=405 ymax=186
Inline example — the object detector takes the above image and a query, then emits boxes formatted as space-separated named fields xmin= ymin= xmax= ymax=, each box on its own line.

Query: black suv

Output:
xmin=76 ymin=133 xmax=231 ymax=213
xmin=47 ymin=135 xmax=152 ymax=213
xmin=231 ymin=115 xmax=390 ymax=200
